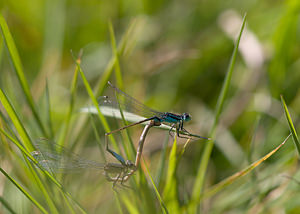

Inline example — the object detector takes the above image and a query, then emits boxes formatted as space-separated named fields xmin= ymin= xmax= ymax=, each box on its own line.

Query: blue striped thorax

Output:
xmin=160 ymin=112 xmax=191 ymax=124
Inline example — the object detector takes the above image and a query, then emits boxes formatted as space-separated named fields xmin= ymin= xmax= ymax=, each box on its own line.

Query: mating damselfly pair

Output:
xmin=31 ymin=82 xmax=208 ymax=186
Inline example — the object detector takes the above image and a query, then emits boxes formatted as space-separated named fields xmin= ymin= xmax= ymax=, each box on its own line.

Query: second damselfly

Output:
xmin=30 ymin=121 xmax=160 ymax=187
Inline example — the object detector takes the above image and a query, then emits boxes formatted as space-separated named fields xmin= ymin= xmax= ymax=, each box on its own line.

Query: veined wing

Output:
xmin=31 ymin=139 xmax=104 ymax=173
xmin=97 ymin=82 xmax=164 ymax=119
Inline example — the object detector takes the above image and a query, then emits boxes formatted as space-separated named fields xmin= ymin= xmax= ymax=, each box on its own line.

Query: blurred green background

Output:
xmin=1 ymin=0 xmax=300 ymax=213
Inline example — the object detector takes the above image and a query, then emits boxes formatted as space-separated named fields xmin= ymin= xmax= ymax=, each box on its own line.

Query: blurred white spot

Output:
xmin=218 ymin=10 xmax=265 ymax=69
xmin=254 ymin=92 xmax=272 ymax=113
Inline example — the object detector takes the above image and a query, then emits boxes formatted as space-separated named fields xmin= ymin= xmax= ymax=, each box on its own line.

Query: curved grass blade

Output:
xmin=0 ymin=73 xmax=75 ymax=212
xmin=0 ymin=129 xmax=86 ymax=214
xmin=280 ymin=95 xmax=300 ymax=156
xmin=0 ymin=61 xmax=51 ymax=212
xmin=0 ymin=89 xmax=35 ymax=151
xmin=23 ymin=155 xmax=60 ymax=214
xmin=163 ymin=137 xmax=179 ymax=214
xmin=0 ymin=13 xmax=47 ymax=137
xmin=200 ymin=134 xmax=291 ymax=200
xmin=189 ymin=13 xmax=247 ymax=212
xmin=72 ymin=20 xmax=147 ymax=146
xmin=95 ymin=19 xmax=139 ymax=96
xmin=0 ymin=89 xmax=60 ymax=213
xmin=0 ymin=167 xmax=48 ymax=214
xmin=116 ymin=97 xmax=137 ymax=164
xmin=78 ymin=67 xmax=118 ymax=149
xmin=0 ymin=127 xmax=65 ymax=214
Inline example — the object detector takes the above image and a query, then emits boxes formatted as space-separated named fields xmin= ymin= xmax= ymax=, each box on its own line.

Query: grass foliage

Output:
xmin=1 ymin=1 xmax=300 ymax=213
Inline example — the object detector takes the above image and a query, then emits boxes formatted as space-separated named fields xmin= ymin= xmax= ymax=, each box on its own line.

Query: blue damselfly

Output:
xmin=99 ymin=82 xmax=208 ymax=140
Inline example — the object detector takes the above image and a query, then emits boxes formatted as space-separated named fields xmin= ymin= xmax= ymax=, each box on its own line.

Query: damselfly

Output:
xmin=99 ymin=81 xmax=208 ymax=139
xmin=30 ymin=121 xmax=158 ymax=187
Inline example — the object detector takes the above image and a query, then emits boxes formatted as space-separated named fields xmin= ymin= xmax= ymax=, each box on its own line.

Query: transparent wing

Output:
xmin=30 ymin=139 xmax=105 ymax=173
xmin=97 ymin=82 xmax=164 ymax=119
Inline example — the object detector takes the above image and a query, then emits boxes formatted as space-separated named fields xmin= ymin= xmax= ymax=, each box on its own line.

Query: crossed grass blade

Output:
xmin=189 ymin=14 xmax=247 ymax=213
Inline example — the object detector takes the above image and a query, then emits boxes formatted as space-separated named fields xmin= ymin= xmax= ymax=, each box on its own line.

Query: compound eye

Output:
xmin=184 ymin=113 xmax=191 ymax=121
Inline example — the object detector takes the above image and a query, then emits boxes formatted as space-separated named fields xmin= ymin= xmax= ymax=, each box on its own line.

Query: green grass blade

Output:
xmin=200 ymin=134 xmax=291 ymax=200
xmin=115 ymin=94 xmax=136 ymax=160
xmin=71 ymin=20 xmax=139 ymax=145
xmin=156 ymin=135 xmax=169 ymax=188
xmin=108 ymin=21 xmax=123 ymax=89
xmin=120 ymin=194 xmax=139 ymax=214
xmin=0 ymin=33 xmax=3 ymax=65
xmin=89 ymin=113 xmax=106 ymax=160
xmin=109 ymin=25 xmax=135 ymax=157
xmin=0 ymin=196 xmax=17 ymax=214
xmin=23 ymin=156 xmax=60 ymax=214
xmin=189 ymin=14 xmax=247 ymax=212
xmin=0 ymin=167 xmax=48 ymax=214
xmin=57 ymin=53 xmax=80 ymax=147
xmin=280 ymin=95 xmax=300 ymax=155
xmin=212 ymin=13 xmax=247 ymax=138
xmin=143 ymin=158 xmax=169 ymax=214
xmin=163 ymin=137 xmax=179 ymax=214
xmin=45 ymin=79 xmax=54 ymax=139
xmin=0 ymin=89 xmax=34 ymax=151
xmin=0 ymin=13 xmax=48 ymax=137
xmin=268 ymin=1 xmax=300 ymax=96
xmin=0 ymin=128 xmax=37 ymax=163
xmin=0 ymin=127 xmax=63 ymax=214
xmin=78 ymin=67 xmax=117 ymax=148
xmin=178 ymin=139 xmax=191 ymax=161
xmin=0 ymin=94 xmax=57 ymax=212
xmin=95 ymin=19 xmax=138 ymax=96
xmin=0 ymin=128 xmax=85 ymax=214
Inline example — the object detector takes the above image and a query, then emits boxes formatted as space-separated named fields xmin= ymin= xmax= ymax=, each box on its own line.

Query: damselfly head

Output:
xmin=183 ymin=113 xmax=191 ymax=121
xmin=126 ymin=160 xmax=136 ymax=170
